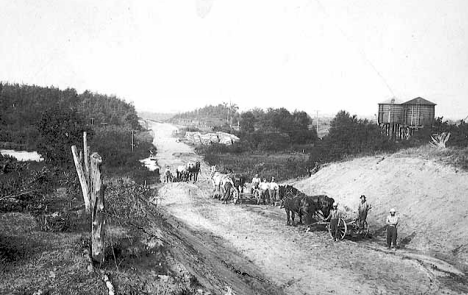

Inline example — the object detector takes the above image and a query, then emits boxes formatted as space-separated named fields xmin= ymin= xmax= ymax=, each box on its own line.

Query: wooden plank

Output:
xmin=71 ymin=145 xmax=90 ymax=212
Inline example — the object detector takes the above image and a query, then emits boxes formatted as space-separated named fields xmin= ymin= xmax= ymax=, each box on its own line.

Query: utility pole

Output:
xmin=313 ymin=110 xmax=319 ymax=136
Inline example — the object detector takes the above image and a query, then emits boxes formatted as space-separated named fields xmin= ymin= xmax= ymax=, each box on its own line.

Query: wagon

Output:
xmin=236 ymin=190 xmax=259 ymax=204
xmin=326 ymin=218 xmax=369 ymax=240
xmin=236 ymin=187 xmax=267 ymax=205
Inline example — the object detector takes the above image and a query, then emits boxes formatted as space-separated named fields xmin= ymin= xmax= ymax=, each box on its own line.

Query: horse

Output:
xmin=278 ymin=185 xmax=310 ymax=226
xmin=176 ymin=165 xmax=189 ymax=182
xmin=220 ymin=176 xmax=238 ymax=204
xmin=299 ymin=194 xmax=335 ymax=221
xmin=210 ymin=166 xmax=227 ymax=198
xmin=278 ymin=185 xmax=301 ymax=208
xmin=164 ymin=169 xmax=173 ymax=183
xmin=283 ymin=192 xmax=307 ymax=226
xmin=232 ymin=173 xmax=246 ymax=194
xmin=187 ymin=161 xmax=201 ymax=182
xmin=316 ymin=195 xmax=335 ymax=218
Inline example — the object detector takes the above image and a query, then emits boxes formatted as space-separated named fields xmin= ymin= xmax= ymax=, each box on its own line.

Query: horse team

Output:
xmin=164 ymin=162 xmax=334 ymax=227
xmin=279 ymin=185 xmax=335 ymax=226
xmin=208 ymin=167 xmax=335 ymax=227
xmin=209 ymin=166 xmax=246 ymax=204
xmin=164 ymin=161 xmax=201 ymax=183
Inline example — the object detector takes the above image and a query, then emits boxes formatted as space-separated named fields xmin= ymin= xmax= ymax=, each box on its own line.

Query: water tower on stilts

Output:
xmin=378 ymin=97 xmax=436 ymax=140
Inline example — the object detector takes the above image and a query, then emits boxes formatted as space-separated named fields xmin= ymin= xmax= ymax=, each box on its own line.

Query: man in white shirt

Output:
xmin=251 ymin=174 xmax=261 ymax=194
xmin=258 ymin=178 xmax=270 ymax=205
xmin=268 ymin=177 xmax=279 ymax=206
xmin=386 ymin=208 xmax=399 ymax=249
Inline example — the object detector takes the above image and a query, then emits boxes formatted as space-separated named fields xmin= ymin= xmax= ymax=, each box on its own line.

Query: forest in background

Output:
xmin=0 ymin=82 xmax=157 ymax=183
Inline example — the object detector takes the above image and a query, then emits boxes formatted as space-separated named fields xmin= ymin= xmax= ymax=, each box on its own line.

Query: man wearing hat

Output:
xmin=357 ymin=195 xmax=372 ymax=231
xmin=386 ymin=208 xmax=399 ymax=249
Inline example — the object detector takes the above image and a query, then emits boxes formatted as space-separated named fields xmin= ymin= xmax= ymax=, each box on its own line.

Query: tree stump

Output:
xmin=91 ymin=152 xmax=105 ymax=263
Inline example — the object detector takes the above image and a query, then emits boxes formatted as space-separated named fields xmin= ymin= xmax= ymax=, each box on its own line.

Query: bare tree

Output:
xmin=430 ymin=132 xmax=451 ymax=148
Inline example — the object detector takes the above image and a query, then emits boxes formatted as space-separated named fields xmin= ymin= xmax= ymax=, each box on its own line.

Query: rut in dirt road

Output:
xmin=150 ymin=121 xmax=467 ymax=295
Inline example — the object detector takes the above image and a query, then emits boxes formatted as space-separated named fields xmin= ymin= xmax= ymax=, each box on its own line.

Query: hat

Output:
xmin=360 ymin=195 xmax=366 ymax=199
xmin=390 ymin=208 xmax=396 ymax=213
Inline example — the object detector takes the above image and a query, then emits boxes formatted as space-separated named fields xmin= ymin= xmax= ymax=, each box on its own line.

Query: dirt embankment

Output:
xmin=149 ymin=121 xmax=468 ymax=295
xmin=293 ymin=153 xmax=468 ymax=268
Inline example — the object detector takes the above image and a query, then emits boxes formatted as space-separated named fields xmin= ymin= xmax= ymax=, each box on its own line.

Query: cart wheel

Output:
xmin=328 ymin=218 xmax=347 ymax=240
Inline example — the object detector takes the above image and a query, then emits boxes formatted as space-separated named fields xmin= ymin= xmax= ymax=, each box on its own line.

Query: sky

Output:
xmin=0 ymin=0 xmax=467 ymax=119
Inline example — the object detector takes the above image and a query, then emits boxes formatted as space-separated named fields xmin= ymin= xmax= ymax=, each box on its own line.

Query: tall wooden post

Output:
xmin=90 ymin=152 xmax=105 ymax=263
xmin=83 ymin=132 xmax=91 ymax=205
xmin=71 ymin=145 xmax=90 ymax=212
xmin=83 ymin=132 xmax=90 ymax=182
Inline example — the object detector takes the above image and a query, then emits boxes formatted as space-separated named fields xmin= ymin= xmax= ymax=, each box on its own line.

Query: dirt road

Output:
xmin=149 ymin=121 xmax=466 ymax=295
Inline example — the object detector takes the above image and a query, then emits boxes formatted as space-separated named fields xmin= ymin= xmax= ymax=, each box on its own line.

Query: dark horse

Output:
xmin=299 ymin=195 xmax=334 ymax=225
xmin=187 ymin=161 xmax=201 ymax=182
xmin=279 ymin=185 xmax=308 ymax=226
xmin=278 ymin=185 xmax=301 ymax=208
xmin=232 ymin=174 xmax=246 ymax=194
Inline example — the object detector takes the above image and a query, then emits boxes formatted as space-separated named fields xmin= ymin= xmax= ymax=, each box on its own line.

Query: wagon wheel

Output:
xmin=328 ymin=218 xmax=347 ymax=240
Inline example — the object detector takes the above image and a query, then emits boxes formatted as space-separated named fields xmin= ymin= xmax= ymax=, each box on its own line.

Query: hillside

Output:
xmin=292 ymin=148 xmax=468 ymax=268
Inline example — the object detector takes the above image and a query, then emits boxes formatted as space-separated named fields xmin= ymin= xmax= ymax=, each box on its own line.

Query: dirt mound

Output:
xmin=292 ymin=152 xmax=468 ymax=268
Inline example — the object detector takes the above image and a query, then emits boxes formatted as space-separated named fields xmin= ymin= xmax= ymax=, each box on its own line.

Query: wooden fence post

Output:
xmin=71 ymin=145 xmax=91 ymax=212
xmin=83 ymin=132 xmax=91 ymax=199
xmin=90 ymin=152 xmax=105 ymax=263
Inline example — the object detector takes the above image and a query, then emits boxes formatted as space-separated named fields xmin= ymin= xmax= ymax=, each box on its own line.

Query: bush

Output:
xmin=90 ymin=127 xmax=159 ymax=185
xmin=36 ymin=106 xmax=92 ymax=166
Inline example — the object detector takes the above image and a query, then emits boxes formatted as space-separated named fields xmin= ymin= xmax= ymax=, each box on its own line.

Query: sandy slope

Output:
xmin=292 ymin=153 xmax=468 ymax=267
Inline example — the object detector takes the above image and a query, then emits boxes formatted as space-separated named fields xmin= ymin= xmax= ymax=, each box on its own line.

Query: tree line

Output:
xmin=0 ymin=83 xmax=140 ymax=148
xmin=174 ymin=104 xmax=318 ymax=152
xmin=0 ymin=82 xmax=156 ymax=183
xmin=307 ymin=110 xmax=468 ymax=168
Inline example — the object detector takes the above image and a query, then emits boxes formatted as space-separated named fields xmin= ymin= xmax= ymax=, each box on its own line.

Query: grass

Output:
xmin=396 ymin=144 xmax=468 ymax=170
xmin=0 ymin=176 xmax=204 ymax=295
xmin=0 ymin=194 xmax=106 ymax=295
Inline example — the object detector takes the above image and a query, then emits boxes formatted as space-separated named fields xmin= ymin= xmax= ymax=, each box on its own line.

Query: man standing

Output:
xmin=357 ymin=195 xmax=372 ymax=230
xmin=269 ymin=177 xmax=279 ymax=206
xmin=325 ymin=202 xmax=341 ymax=241
xmin=386 ymin=208 xmax=399 ymax=249
xmin=251 ymin=174 xmax=261 ymax=194
xmin=258 ymin=178 xmax=270 ymax=204
xmin=164 ymin=165 xmax=172 ymax=183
